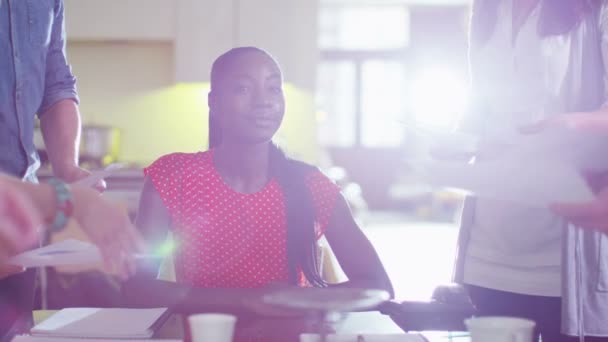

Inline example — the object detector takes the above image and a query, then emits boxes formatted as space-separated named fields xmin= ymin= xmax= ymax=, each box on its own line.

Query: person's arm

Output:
xmin=0 ymin=173 xmax=142 ymax=278
xmin=40 ymin=99 xmax=84 ymax=181
xmin=0 ymin=179 xmax=41 ymax=263
xmin=0 ymin=180 xmax=41 ymax=279
xmin=131 ymin=176 xmax=173 ymax=280
xmin=323 ymin=194 xmax=394 ymax=298
xmin=38 ymin=1 xmax=96 ymax=185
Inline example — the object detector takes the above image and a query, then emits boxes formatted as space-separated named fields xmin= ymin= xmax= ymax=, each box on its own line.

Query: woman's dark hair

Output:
xmin=470 ymin=0 xmax=596 ymax=47
xmin=208 ymin=47 xmax=326 ymax=287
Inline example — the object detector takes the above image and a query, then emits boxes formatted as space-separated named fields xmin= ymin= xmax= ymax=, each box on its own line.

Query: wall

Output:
xmin=65 ymin=0 xmax=176 ymax=41
xmin=68 ymin=42 xmax=318 ymax=166
xmin=65 ymin=0 xmax=320 ymax=166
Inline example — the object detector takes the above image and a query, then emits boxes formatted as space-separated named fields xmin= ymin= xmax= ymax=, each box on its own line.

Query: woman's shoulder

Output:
xmin=296 ymin=163 xmax=339 ymax=194
xmin=145 ymin=151 xmax=212 ymax=175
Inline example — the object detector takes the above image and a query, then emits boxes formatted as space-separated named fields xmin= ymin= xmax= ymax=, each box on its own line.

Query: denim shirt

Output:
xmin=0 ymin=0 xmax=79 ymax=182
xmin=0 ymin=0 xmax=78 ymax=340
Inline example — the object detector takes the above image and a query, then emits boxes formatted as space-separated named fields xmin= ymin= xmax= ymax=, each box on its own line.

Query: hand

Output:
xmin=520 ymin=111 xmax=608 ymax=134
xmin=242 ymin=286 xmax=308 ymax=318
xmin=0 ymin=182 xmax=41 ymax=263
xmin=55 ymin=165 xmax=107 ymax=192
xmin=71 ymin=186 xmax=144 ymax=279
xmin=0 ymin=264 xmax=26 ymax=279
xmin=550 ymin=185 xmax=608 ymax=233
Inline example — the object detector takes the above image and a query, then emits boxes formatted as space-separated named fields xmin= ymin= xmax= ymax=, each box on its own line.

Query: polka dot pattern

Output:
xmin=144 ymin=150 xmax=340 ymax=289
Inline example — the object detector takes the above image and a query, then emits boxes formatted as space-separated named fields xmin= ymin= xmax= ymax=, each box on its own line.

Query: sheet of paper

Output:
xmin=300 ymin=334 xmax=427 ymax=342
xmin=8 ymin=239 xmax=102 ymax=268
xmin=30 ymin=308 xmax=168 ymax=339
xmin=404 ymin=124 xmax=479 ymax=157
xmin=417 ymin=125 xmax=608 ymax=170
xmin=413 ymin=158 xmax=594 ymax=208
xmin=73 ymin=163 xmax=124 ymax=188
xmin=407 ymin=122 xmax=608 ymax=172
xmin=506 ymin=126 xmax=608 ymax=171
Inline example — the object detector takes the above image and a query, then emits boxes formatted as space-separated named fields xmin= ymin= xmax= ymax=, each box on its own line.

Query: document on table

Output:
xmin=29 ymin=307 xmax=170 ymax=339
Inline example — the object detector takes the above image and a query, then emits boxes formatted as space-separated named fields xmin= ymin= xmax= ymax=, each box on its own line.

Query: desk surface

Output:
xmin=155 ymin=311 xmax=469 ymax=342
xmin=34 ymin=310 xmax=469 ymax=342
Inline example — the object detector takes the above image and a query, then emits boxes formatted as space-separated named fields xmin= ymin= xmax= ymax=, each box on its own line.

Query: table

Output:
xmin=34 ymin=310 xmax=470 ymax=342
xmin=153 ymin=311 xmax=470 ymax=342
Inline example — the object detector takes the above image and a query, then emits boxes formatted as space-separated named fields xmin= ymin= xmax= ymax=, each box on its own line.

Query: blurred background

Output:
xmin=36 ymin=0 xmax=472 ymax=307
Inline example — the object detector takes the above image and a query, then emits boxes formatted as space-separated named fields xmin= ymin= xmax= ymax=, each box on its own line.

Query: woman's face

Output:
xmin=211 ymin=51 xmax=285 ymax=146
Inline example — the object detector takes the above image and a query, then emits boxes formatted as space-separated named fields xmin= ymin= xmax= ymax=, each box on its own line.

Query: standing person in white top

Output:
xmin=453 ymin=1 xmax=608 ymax=341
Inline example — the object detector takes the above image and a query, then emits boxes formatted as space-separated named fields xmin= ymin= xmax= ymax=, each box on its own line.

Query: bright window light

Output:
xmin=361 ymin=60 xmax=407 ymax=147
xmin=319 ymin=6 xmax=410 ymax=50
xmin=409 ymin=66 xmax=469 ymax=128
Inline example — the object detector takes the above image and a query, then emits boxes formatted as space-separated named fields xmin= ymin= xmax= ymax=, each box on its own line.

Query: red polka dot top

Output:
xmin=144 ymin=150 xmax=340 ymax=288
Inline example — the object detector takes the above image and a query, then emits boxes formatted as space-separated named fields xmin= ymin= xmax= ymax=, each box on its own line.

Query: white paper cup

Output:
xmin=188 ymin=313 xmax=237 ymax=342
xmin=465 ymin=316 xmax=535 ymax=342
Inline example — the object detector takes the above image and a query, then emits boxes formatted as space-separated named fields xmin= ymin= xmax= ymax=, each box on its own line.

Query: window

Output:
xmin=316 ymin=5 xmax=410 ymax=148
xmin=360 ymin=60 xmax=407 ymax=147
xmin=317 ymin=61 xmax=357 ymax=147
xmin=319 ymin=6 xmax=410 ymax=50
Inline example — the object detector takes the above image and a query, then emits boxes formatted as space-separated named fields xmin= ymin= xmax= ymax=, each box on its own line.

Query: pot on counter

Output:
xmin=80 ymin=125 xmax=120 ymax=167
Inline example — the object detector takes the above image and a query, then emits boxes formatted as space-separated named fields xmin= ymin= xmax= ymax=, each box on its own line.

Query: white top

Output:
xmin=456 ymin=1 xmax=608 ymax=336
xmin=463 ymin=0 xmax=573 ymax=297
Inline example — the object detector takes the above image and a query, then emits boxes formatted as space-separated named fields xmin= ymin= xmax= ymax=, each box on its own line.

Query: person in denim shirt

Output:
xmin=0 ymin=0 xmax=96 ymax=340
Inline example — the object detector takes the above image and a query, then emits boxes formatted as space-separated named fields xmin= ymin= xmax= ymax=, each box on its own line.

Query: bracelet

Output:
xmin=48 ymin=178 xmax=74 ymax=232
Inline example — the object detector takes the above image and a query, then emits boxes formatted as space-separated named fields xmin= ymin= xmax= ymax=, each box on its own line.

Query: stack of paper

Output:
xmin=30 ymin=308 xmax=169 ymax=339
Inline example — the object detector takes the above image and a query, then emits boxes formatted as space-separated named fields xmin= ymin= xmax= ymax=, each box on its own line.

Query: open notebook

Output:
xmin=31 ymin=308 xmax=170 ymax=339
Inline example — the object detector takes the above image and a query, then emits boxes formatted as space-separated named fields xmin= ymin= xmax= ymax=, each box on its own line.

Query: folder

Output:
xmin=30 ymin=308 xmax=171 ymax=339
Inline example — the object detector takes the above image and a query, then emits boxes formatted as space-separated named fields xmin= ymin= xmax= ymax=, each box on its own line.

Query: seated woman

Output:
xmin=126 ymin=47 xmax=393 ymax=315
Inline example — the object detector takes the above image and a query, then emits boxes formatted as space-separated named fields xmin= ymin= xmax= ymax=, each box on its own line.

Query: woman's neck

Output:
xmin=213 ymin=142 xmax=272 ymax=194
